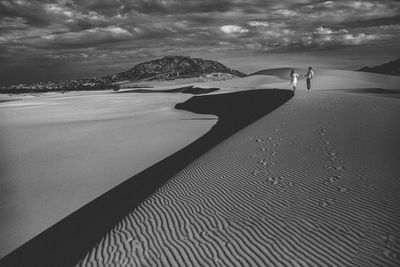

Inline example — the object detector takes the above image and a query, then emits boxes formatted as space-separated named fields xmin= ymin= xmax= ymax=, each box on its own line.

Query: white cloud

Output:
xmin=102 ymin=26 xmax=131 ymax=35
xmin=248 ymin=21 xmax=269 ymax=27
xmin=348 ymin=1 xmax=375 ymax=10
xmin=39 ymin=26 xmax=132 ymax=47
xmin=45 ymin=3 xmax=74 ymax=17
xmin=133 ymin=27 xmax=143 ymax=34
xmin=273 ymin=9 xmax=298 ymax=17
xmin=174 ymin=20 xmax=189 ymax=29
xmin=341 ymin=33 xmax=378 ymax=45
xmin=321 ymin=1 xmax=336 ymax=8
xmin=220 ymin=25 xmax=249 ymax=34
xmin=316 ymin=27 xmax=333 ymax=34
xmin=14 ymin=0 xmax=30 ymax=6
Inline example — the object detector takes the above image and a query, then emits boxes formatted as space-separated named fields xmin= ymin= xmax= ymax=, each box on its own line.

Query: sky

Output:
xmin=0 ymin=0 xmax=400 ymax=85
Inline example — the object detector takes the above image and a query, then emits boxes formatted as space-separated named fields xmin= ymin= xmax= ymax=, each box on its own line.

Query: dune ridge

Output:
xmin=79 ymin=91 xmax=400 ymax=266
xmin=195 ymin=68 xmax=400 ymax=91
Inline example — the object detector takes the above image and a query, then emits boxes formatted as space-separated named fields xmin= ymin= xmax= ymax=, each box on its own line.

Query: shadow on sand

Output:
xmin=0 ymin=89 xmax=293 ymax=267
xmin=117 ymin=85 xmax=220 ymax=95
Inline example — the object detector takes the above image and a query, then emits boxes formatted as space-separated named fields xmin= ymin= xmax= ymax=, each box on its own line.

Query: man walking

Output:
xmin=305 ymin=67 xmax=314 ymax=91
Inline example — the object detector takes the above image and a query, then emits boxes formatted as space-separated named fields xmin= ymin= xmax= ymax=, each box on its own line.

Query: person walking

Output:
xmin=305 ymin=67 xmax=314 ymax=91
xmin=290 ymin=69 xmax=301 ymax=91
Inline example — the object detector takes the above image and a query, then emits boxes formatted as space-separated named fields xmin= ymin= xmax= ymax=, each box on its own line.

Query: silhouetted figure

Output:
xmin=290 ymin=69 xmax=301 ymax=91
xmin=305 ymin=67 xmax=314 ymax=91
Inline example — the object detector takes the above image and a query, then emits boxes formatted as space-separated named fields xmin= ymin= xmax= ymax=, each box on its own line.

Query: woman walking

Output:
xmin=290 ymin=69 xmax=301 ymax=91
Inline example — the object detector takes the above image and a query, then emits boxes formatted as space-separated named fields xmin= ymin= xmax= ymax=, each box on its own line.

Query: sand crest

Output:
xmin=78 ymin=90 xmax=400 ymax=266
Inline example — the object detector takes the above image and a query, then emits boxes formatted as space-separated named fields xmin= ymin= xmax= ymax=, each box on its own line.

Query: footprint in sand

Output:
xmin=258 ymin=159 xmax=268 ymax=166
xmin=329 ymin=175 xmax=342 ymax=182
xmin=334 ymin=225 xmax=351 ymax=235
xmin=320 ymin=198 xmax=335 ymax=207
xmin=323 ymin=175 xmax=341 ymax=185
xmin=266 ymin=176 xmax=275 ymax=182
xmin=126 ymin=238 xmax=141 ymax=250
xmin=382 ymin=235 xmax=400 ymax=262
xmin=323 ymin=151 xmax=338 ymax=159
xmin=324 ymin=165 xmax=346 ymax=171
xmin=251 ymin=153 xmax=259 ymax=159
xmin=337 ymin=187 xmax=348 ymax=193
xmin=324 ymin=152 xmax=338 ymax=158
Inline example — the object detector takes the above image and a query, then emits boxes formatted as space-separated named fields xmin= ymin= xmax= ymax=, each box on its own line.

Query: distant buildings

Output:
xmin=0 ymin=78 xmax=118 ymax=94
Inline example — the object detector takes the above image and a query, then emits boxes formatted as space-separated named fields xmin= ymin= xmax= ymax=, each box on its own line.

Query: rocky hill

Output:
xmin=106 ymin=56 xmax=246 ymax=82
xmin=358 ymin=58 xmax=400 ymax=76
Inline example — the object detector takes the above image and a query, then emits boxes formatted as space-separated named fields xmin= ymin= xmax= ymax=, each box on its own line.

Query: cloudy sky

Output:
xmin=1 ymin=0 xmax=399 ymax=85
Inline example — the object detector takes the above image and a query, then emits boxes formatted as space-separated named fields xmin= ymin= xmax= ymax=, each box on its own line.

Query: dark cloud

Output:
xmin=0 ymin=0 xmax=52 ymax=26
xmin=331 ymin=15 xmax=400 ymax=29
xmin=0 ymin=0 xmax=399 ymax=85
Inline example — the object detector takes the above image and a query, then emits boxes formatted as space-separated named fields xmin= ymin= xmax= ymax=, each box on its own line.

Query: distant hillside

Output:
xmin=105 ymin=56 xmax=246 ymax=82
xmin=358 ymin=58 xmax=400 ymax=76
xmin=1 ymin=56 xmax=245 ymax=93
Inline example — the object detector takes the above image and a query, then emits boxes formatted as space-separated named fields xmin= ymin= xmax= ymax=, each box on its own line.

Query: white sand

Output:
xmin=0 ymin=91 xmax=216 ymax=258
xmin=79 ymin=72 xmax=400 ymax=266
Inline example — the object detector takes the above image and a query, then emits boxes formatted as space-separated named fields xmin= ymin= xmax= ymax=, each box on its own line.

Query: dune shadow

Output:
xmin=0 ymin=99 xmax=22 ymax=103
xmin=116 ymin=85 xmax=220 ymax=95
xmin=0 ymin=89 xmax=293 ymax=267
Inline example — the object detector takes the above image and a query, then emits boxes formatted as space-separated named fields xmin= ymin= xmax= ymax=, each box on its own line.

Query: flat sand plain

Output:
xmin=0 ymin=91 xmax=215 ymax=258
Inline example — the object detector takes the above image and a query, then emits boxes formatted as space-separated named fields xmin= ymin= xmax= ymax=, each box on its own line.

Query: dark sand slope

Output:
xmin=118 ymin=85 xmax=220 ymax=95
xmin=0 ymin=90 xmax=293 ymax=267
xmin=79 ymin=91 xmax=400 ymax=266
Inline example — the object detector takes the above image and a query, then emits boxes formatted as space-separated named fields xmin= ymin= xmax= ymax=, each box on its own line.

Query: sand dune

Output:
xmin=78 ymin=89 xmax=400 ymax=266
xmin=196 ymin=68 xmax=400 ymax=92
xmin=2 ymin=68 xmax=400 ymax=265
xmin=1 ymin=90 xmax=293 ymax=266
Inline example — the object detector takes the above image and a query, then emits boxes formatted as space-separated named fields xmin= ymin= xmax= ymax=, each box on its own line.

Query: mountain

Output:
xmin=358 ymin=58 xmax=400 ymax=76
xmin=105 ymin=56 xmax=246 ymax=82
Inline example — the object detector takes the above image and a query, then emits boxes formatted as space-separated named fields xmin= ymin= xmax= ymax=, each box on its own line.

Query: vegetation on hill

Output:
xmin=106 ymin=56 xmax=246 ymax=82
